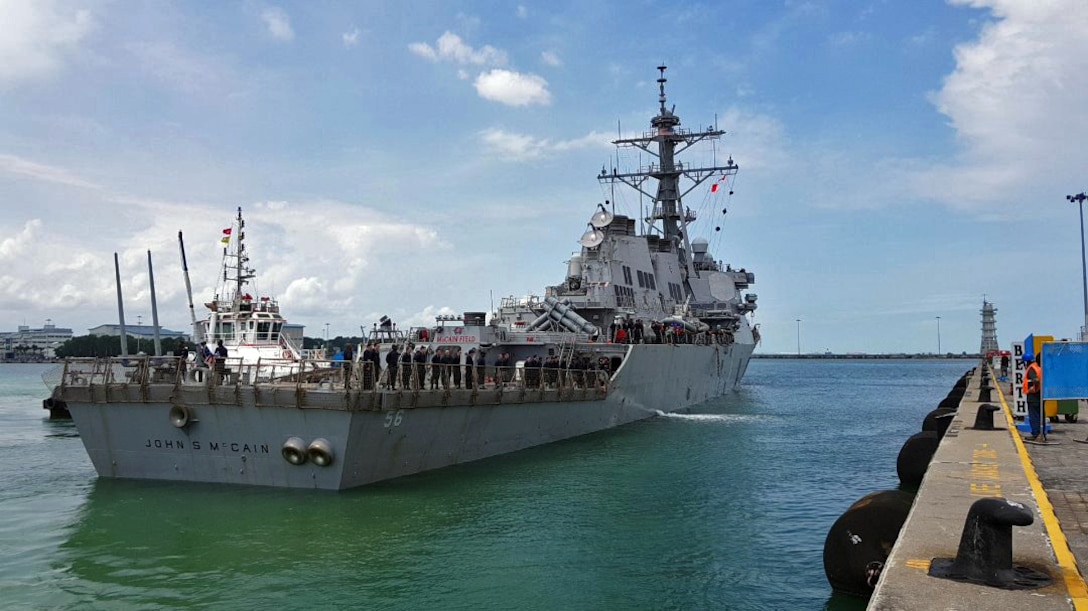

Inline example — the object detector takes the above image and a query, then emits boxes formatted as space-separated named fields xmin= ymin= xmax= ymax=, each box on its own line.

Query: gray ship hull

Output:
xmin=58 ymin=342 xmax=753 ymax=490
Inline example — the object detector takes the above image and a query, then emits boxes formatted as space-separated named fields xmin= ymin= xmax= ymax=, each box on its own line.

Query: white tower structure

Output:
xmin=980 ymin=299 xmax=999 ymax=355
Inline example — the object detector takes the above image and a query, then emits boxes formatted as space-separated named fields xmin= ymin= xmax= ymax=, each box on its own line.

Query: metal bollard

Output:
xmin=977 ymin=383 xmax=993 ymax=403
xmin=972 ymin=404 xmax=1001 ymax=430
xmin=929 ymin=497 xmax=1051 ymax=589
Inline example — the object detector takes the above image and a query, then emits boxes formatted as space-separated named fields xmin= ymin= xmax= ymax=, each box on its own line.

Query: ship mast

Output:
xmin=216 ymin=206 xmax=255 ymax=309
xmin=598 ymin=66 xmax=738 ymax=284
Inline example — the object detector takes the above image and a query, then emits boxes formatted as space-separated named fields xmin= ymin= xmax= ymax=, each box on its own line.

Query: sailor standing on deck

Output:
xmin=342 ymin=343 xmax=354 ymax=388
xmin=402 ymin=344 xmax=415 ymax=389
xmin=451 ymin=348 xmax=462 ymax=388
xmin=385 ymin=345 xmax=399 ymax=389
xmin=173 ymin=342 xmax=189 ymax=376
xmin=368 ymin=343 xmax=382 ymax=390
xmin=1023 ymin=353 xmax=1043 ymax=441
xmin=213 ymin=340 xmax=228 ymax=382
xmin=475 ymin=350 xmax=487 ymax=387
xmin=465 ymin=349 xmax=476 ymax=389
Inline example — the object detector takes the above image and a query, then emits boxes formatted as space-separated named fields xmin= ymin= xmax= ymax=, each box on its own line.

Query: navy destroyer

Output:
xmin=51 ymin=67 xmax=760 ymax=490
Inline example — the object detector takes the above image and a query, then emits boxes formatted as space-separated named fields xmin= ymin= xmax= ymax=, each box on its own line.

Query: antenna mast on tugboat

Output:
xmin=222 ymin=206 xmax=253 ymax=306
xmin=598 ymin=65 xmax=739 ymax=287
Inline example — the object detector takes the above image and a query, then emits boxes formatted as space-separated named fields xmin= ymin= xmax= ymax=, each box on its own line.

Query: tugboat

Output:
xmin=195 ymin=208 xmax=307 ymax=368
xmin=50 ymin=66 xmax=759 ymax=490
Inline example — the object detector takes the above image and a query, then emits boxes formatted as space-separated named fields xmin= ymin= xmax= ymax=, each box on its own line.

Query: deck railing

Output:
xmin=55 ymin=356 xmax=613 ymax=395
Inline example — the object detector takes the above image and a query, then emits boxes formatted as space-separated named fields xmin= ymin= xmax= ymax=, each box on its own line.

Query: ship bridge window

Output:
xmin=613 ymin=284 xmax=634 ymax=308
xmin=216 ymin=322 xmax=235 ymax=341
xmin=637 ymin=270 xmax=645 ymax=288
xmin=272 ymin=323 xmax=282 ymax=336
xmin=648 ymin=274 xmax=656 ymax=290
xmin=622 ymin=266 xmax=632 ymax=285
xmin=257 ymin=321 xmax=272 ymax=340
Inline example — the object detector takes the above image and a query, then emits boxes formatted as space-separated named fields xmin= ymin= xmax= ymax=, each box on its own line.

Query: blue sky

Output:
xmin=2 ymin=0 xmax=1087 ymax=354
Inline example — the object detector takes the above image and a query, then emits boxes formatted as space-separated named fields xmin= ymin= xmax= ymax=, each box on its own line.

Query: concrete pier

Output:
xmin=868 ymin=366 xmax=1088 ymax=610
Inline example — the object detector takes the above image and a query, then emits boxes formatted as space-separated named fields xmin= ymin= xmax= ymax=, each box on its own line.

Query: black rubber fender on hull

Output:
xmin=42 ymin=397 xmax=71 ymax=420
xmin=823 ymin=489 xmax=915 ymax=598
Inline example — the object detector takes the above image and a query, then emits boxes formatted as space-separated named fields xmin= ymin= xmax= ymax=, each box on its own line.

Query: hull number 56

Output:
xmin=384 ymin=410 xmax=405 ymax=428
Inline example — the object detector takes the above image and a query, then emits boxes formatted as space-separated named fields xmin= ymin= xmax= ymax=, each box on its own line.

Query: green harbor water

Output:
xmin=0 ymin=359 xmax=969 ymax=609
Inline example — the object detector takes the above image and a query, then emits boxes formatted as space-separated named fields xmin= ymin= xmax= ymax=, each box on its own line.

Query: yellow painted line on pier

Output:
xmin=996 ymin=373 xmax=1088 ymax=608
xmin=905 ymin=558 xmax=931 ymax=571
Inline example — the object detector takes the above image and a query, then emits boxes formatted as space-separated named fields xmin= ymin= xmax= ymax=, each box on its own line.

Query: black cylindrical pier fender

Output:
xmin=823 ymin=489 xmax=915 ymax=598
xmin=922 ymin=408 xmax=956 ymax=439
xmin=938 ymin=397 xmax=961 ymax=410
xmin=929 ymin=497 xmax=1051 ymax=589
xmin=897 ymin=431 xmax=940 ymax=487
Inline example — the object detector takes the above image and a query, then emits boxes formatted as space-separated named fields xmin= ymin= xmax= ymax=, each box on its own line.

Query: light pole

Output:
xmin=795 ymin=319 xmax=801 ymax=355
xmin=1067 ymin=192 xmax=1088 ymax=340
xmin=936 ymin=316 xmax=941 ymax=356
xmin=324 ymin=322 xmax=330 ymax=345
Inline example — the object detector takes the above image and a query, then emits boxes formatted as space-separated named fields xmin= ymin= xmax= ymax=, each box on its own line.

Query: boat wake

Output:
xmin=654 ymin=411 xmax=766 ymax=424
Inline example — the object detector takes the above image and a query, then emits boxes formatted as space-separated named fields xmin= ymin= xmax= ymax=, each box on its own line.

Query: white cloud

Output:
xmin=480 ymin=128 xmax=611 ymax=160
xmin=517 ymin=5 xmax=529 ymax=19
xmin=480 ymin=129 xmax=548 ymax=160
xmin=342 ymin=27 xmax=360 ymax=47
xmin=0 ymin=0 xmax=94 ymax=86
xmin=474 ymin=69 xmax=551 ymax=106
xmin=0 ymin=153 xmax=103 ymax=190
xmin=408 ymin=32 xmax=507 ymax=66
xmin=541 ymin=51 xmax=562 ymax=67
xmin=261 ymin=6 xmax=294 ymax=42
xmin=407 ymin=41 xmax=437 ymax=61
xmin=0 ymin=219 xmax=42 ymax=260
xmin=917 ymin=0 xmax=1088 ymax=210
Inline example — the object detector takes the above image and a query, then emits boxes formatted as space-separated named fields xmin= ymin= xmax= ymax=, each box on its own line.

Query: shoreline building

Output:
xmin=1 ymin=321 xmax=74 ymax=360
xmin=86 ymin=323 xmax=305 ymax=347
xmin=86 ymin=323 xmax=190 ymax=340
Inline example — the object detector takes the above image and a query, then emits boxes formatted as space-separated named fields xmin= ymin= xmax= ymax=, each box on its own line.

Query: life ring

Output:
xmin=282 ymin=437 xmax=307 ymax=465
xmin=307 ymin=438 xmax=335 ymax=467
xmin=185 ymin=367 xmax=203 ymax=384
xmin=282 ymin=349 xmax=293 ymax=360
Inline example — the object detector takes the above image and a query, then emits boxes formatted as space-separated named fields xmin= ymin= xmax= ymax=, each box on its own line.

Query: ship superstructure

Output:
xmin=495 ymin=66 xmax=757 ymax=347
